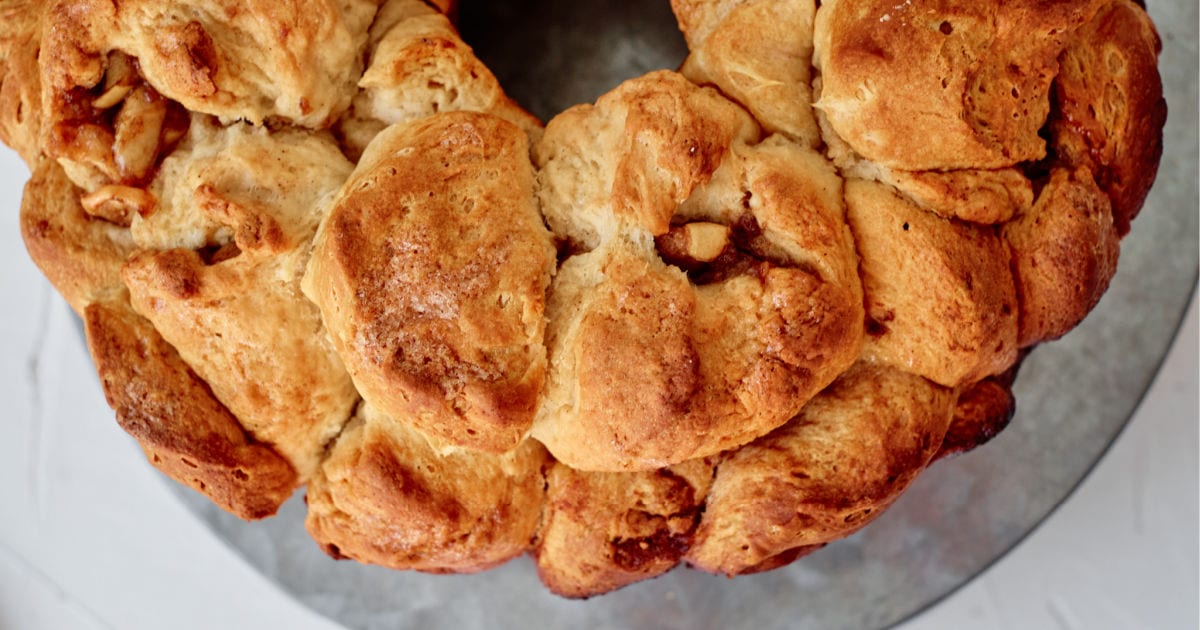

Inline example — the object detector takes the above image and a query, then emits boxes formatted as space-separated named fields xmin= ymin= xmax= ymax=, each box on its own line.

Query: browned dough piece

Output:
xmin=0 ymin=1 xmax=43 ymax=164
xmin=673 ymin=0 xmax=821 ymax=147
xmin=534 ymin=459 xmax=714 ymax=597
xmin=846 ymin=178 xmax=1018 ymax=388
xmin=306 ymin=111 xmax=554 ymax=453
xmin=816 ymin=0 xmax=1107 ymax=170
xmin=1004 ymin=168 xmax=1120 ymax=348
xmin=936 ymin=364 xmax=1021 ymax=461
xmin=123 ymin=120 xmax=360 ymax=480
xmin=305 ymin=402 xmax=548 ymax=573
xmin=338 ymin=0 xmax=539 ymax=160
xmin=534 ymin=73 xmax=863 ymax=471
xmin=686 ymin=363 xmax=954 ymax=576
xmin=19 ymin=159 xmax=134 ymax=315
xmin=84 ymin=297 xmax=296 ymax=520
xmin=1050 ymin=0 xmax=1166 ymax=236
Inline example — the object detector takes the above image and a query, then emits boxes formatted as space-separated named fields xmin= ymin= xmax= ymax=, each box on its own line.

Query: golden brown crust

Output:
xmin=815 ymin=0 xmax=1107 ymax=170
xmin=84 ymin=296 xmax=296 ymax=520
xmin=32 ymin=0 xmax=381 ymax=192
xmin=337 ymin=0 xmax=539 ymax=160
xmin=936 ymin=367 xmax=1020 ymax=461
xmin=19 ymin=159 xmax=134 ymax=316
xmin=1003 ymin=168 xmax=1120 ymax=348
xmin=533 ymin=74 xmax=863 ymax=471
xmin=305 ymin=402 xmax=548 ymax=573
xmin=132 ymin=118 xmax=348 ymax=250
xmin=1050 ymin=0 xmax=1166 ymax=235
xmin=40 ymin=0 xmax=376 ymax=129
xmin=846 ymin=179 xmax=1018 ymax=387
xmin=534 ymin=459 xmax=715 ymax=598
xmin=536 ymin=71 xmax=760 ymax=250
xmin=535 ymin=242 xmax=707 ymax=469
xmin=534 ymin=235 xmax=860 ymax=472
xmin=122 ymin=118 xmax=360 ymax=480
xmin=686 ymin=363 xmax=954 ymax=576
xmin=0 ymin=2 xmax=44 ymax=164
xmin=307 ymin=111 xmax=554 ymax=453
xmin=674 ymin=0 xmax=821 ymax=147
xmin=840 ymin=162 xmax=1034 ymax=225
xmin=122 ymin=248 xmax=359 ymax=480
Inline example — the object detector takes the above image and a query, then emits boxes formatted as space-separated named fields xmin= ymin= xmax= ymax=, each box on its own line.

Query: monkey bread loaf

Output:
xmin=1 ymin=0 xmax=1165 ymax=597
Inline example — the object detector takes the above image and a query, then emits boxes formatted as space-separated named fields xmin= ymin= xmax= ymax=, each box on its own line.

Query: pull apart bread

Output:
xmin=2 ymin=0 xmax=1164 ymax=597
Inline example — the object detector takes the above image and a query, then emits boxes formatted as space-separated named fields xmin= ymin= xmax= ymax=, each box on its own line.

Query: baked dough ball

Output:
xmin=533 ymin=72 xmax=863 ymax=471
xmin=40 ymin=0 xmax=375 ymax=130
xmin=815 ymin=0 xmax=1105 ymax=170
xmin=846 ymin=178 xmax=1018 ymax=388
xmin=85 ymin=296 xmax=297 ymax=519
xmin=1050 ymin=0 xmax=1166 ymax=235
xmin=1004 ymin=168 xmax=1120 ymax=347
xmin=19 ymin=159 xmax=134 ymax=314
xmin=0 ymin=2 xmax=43 ymax=165
xmin=815 ymin=0 xmax=1165 ymax=231
xmin=686 ymin=363 xmax=954 ymax=575
xmin=536 ymin=71 xmax=759 ymax=250
xmin=338 ymin=0 xmax=540 ymax=160
xmin=535 ymin=458 xmax=714 ymax=598
xmin=19 ymin=157 xmax=300 ymax=519
xmin=119 ymin=118 xmax=359 ymax=480
xmin=130 ymin=118 xmax=351 ymax=249
xmin=36 ymin=0 xmax=378 ymax=195
xmin=937 ymin=365 xmax=1020 ymax=461
xmin=305 ymin=401 xmax=548 ymax=573
xmin=673 ymin=0 xmax=821 ymax=147
xmin=306 ymin=111 xmax=555 ymax=453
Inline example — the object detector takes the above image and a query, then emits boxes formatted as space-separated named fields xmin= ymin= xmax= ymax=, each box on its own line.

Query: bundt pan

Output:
xmin=2 ymin=0 xmax=1194 ymax=627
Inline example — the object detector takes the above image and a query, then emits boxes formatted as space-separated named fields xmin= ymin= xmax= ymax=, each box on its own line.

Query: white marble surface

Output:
xmin=0 ymin=152 xmax=1196 ymax=629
